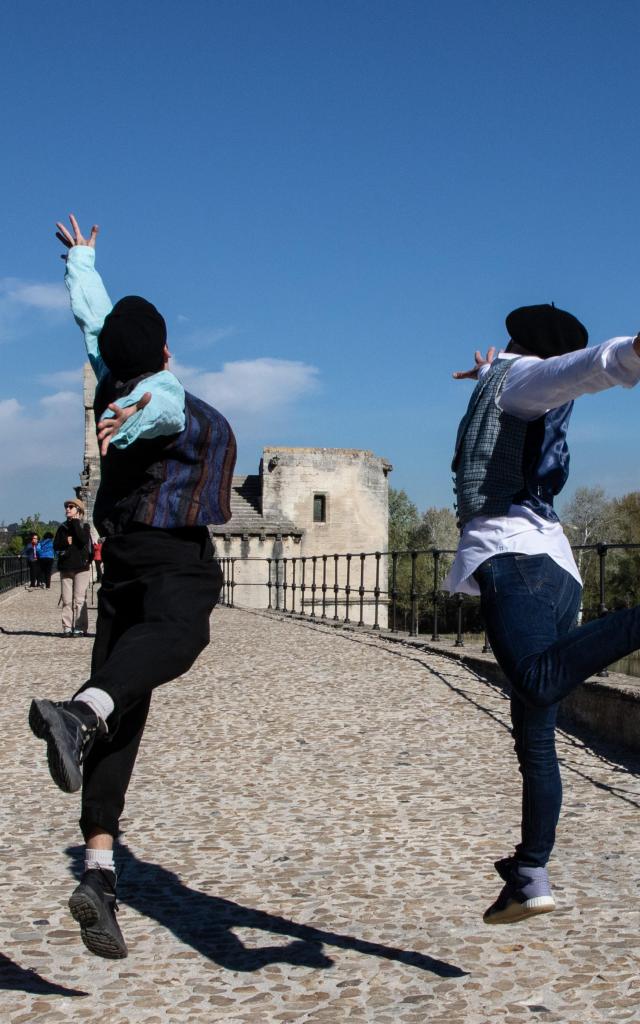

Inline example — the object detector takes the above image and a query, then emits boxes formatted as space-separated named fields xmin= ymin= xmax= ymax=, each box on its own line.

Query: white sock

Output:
xmin=85 ymin=847 xmax=116 ymax=874
xmin=76 ymin=687 xmax=115 ymax=724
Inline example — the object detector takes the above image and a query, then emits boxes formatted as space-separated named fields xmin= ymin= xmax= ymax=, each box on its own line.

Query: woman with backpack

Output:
xmin=54 ymin=498 xmax=93 ymax=636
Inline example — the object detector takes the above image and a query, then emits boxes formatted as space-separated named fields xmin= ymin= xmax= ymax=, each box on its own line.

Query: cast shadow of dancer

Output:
xmin=0 ymin=952 xmax=87 ymax=996
xmin=65 ymin=845 xmax=466 ymax=978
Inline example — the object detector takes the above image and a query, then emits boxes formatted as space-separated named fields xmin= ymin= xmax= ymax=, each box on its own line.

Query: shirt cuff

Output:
xmin=614 ymin=336 xmax=640 ymax=378
xmin=66 ymin=246 xmax=96 ymax=269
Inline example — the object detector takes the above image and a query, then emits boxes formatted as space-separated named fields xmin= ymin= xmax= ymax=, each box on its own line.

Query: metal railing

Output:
xmin=218 ymin=542 xmax=640 ymax=647
xmin=0 ymin=556 xmax=30 ymax=594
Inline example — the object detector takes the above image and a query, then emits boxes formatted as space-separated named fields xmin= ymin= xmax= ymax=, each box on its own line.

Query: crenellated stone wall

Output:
xmin=214 ymin=447 xmax=391 ymax=625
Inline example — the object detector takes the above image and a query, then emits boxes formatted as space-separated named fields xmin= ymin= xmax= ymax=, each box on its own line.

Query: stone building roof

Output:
xmin=209 ymin=475 xmax=301 ymax=538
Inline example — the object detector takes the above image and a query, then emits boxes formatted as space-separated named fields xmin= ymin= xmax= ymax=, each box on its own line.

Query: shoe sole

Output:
xmin=28 ymin=699 xmax=82 ymax=794
xmin=483 ymin=896 xmax=556 ymax=925
xmin=69 ymin=885 xmax=128 ymax=959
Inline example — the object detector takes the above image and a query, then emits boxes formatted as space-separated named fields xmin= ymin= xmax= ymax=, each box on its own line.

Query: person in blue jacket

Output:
xmin=38 ymin=532 xmax=55 ymax=589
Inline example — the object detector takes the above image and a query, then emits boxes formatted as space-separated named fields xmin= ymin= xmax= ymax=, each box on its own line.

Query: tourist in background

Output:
xmin=38 ymin=532 xmax=56 ymax=589
xmin=22 ymin=532 xmax=41 ymax=589
xmin=54 ymin=499 xmax=93 ymax=636
xmin=92 ymin=537 xmax=103 ymax=583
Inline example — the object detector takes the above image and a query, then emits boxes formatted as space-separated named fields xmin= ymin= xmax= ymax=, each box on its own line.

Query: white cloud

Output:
xmin=0 ymin=398 xmax=22 ymax=419
xmin=4 ymin=281 xmax=68 ymax=310
xmin=0 ymin=390 xmax=82 ymax=477
xmin=171 ymin=356 xmax=320 ymax=416
xmin=1 ymin=355 xmax=321 ymax=517
xmin=39 ymin=367 xmax=83 ymax=388
xmin=174 ymin=323 xmax=238 ymax=351
xmin=0 ymin=277 xmax=69 ymax=344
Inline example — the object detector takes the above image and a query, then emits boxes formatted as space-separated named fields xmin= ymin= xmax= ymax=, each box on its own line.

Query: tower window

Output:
xmin=313 ymin=494 xmax=327 ymax=523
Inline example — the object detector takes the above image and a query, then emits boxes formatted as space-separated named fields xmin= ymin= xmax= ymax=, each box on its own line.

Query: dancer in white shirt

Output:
xmin=445 ymin=303 xmax=640 ymax=924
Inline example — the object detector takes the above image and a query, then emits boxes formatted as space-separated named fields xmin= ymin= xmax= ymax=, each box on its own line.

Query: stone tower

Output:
xmin=77 ymin=362 xmax=100 ymax=531
xmin=210 ymin=447 xmax=392 ymax=623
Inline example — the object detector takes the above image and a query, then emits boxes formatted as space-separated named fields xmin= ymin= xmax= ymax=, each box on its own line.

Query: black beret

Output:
xmin=98 ymin=295 xmax=167 ymax=381
xmin=506 ymin=304 xmax=588 ymax=359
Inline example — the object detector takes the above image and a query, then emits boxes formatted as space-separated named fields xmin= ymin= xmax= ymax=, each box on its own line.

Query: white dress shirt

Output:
xmin=444 ymin=337 xmax=640 ymax=596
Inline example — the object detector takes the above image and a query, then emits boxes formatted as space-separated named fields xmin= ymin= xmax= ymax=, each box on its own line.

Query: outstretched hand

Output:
xmin=452 ymin=347 xmax=497 ymax=381
xmin=97 ymin=393 xmax=152 ymax=456
xmin=55 ymin=214 xmax=99 ymax=260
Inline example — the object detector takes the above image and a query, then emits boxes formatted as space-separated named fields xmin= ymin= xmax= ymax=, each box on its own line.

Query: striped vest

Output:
xmin=452 ymin=358 xmax=573 ymax=530
xmin=93 ymin=382 xmax=236 ymax=537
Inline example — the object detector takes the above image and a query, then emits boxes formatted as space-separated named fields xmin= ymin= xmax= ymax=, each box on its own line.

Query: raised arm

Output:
xmin=96 ymin=372 xmax=186 ymax=455
xmin=56 ymin=214 xmax=112 ymax=380
xmin=498 ymin=335 xmax=640 ymax=421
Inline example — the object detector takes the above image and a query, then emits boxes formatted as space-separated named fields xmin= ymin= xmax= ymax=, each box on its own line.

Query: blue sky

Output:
xmin=2 ymin=0 xmax=639 ymax=523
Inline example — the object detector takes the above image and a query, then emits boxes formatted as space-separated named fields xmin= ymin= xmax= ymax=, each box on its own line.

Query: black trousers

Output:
xmin=39 ymin=559 xmax=54 ymax=588
xmin=28 ymin=562 xmax=39 ymax=587
xmin=78 ymin=526 xmax=223 ymax=840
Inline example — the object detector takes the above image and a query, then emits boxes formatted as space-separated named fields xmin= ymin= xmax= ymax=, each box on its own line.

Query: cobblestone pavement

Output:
xmin=1 ymin=583 xmax=639 ymax=1024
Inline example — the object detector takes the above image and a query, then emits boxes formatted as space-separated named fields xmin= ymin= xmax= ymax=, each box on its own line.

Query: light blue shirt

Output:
xmin=65 ymin=247 xmax=186 ymax=448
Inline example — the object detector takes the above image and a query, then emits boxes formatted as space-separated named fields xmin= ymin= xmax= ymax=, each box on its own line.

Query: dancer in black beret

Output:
xmin=29 ymin=215 xmax=236 ymax=958
xmin=446 ymin=304 xmax=640 ymax=924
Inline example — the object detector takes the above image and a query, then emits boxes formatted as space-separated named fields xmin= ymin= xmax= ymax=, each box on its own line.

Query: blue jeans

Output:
xmin=474 ymin=553 xmax=640 ymax=866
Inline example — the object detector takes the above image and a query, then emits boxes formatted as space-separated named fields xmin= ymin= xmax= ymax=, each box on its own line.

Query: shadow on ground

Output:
xmin=66 ymin=845 xmax=467 ymax=978
xmin=0 ymin=952 xmax=87 ymax=996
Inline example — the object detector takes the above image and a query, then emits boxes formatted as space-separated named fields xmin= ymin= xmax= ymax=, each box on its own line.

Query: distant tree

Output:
xmin=560 ymin=486 xmax=613 ymax=551
xmin=388 ymin=488 xmax=420 ymax=552
xmin=560 ymin=486 xmax=615 ymax=616
xmin=387 ymin=491 xmax=462 ymax=630
xmin=0 ymin=514 xmax=61 ymax=556
xmin=420 ymin=506 xmax=458 ymax=552
xmin=608 ymin=492 xmax=640 ymax=608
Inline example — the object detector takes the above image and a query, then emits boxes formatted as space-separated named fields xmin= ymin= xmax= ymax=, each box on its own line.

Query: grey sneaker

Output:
xmin=483 ymin=858 xmax=555 ymax=925
xmin=68 ymin=868 xmax=127 ymax=959
xmin=28 ymin=699 xmax=106 ymax=793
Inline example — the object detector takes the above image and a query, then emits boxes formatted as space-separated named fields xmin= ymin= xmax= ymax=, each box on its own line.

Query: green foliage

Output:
xmin=387 ymin=490 xmax=460 ymax=626
xmin=607 ymin=492 xmax=640 ymax=608
xmin=388 ymin=489 xmax=421 ymax=552
xmin=389 ymin=484 xmax=640 ymax=632
xmin=560 ymin=487 xmax=640 ymax=616
xmin=0 ymin=514 xmax=61 ymax=556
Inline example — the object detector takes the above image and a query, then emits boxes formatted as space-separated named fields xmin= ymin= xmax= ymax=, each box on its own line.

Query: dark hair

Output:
xmin=43 ymin=532 xmax=54 ymax=540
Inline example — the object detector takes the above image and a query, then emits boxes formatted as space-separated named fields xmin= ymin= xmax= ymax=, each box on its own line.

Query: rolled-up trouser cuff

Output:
xmin=79 ymin=808 xmax=122 ymax=843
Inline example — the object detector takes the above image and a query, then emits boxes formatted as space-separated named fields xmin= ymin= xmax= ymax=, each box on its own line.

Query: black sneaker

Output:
xmin=28 ymin=699 xmax=106 ymax=793
xmin=68 ymin=868 xmax=127 ymax=959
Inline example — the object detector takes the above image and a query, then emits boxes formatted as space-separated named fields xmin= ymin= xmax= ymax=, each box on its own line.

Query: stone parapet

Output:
xmin=265 ymin=613 xmax=640 ymax=754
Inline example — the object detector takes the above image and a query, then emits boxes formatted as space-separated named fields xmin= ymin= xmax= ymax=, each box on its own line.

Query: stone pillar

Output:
xmin=76 ymin=362 xmax=100 ymax=532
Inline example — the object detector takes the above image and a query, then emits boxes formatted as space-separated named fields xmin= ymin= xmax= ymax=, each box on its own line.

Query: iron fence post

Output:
xmin=390 ymin=552 xmax=398 ymax=633
xmin=300 ymin=557 xmax=307 ymax=616
xmin=455 ymin=592 xmax=464 ymax=646
xmin=345 ymin=554 xmax=352 ymax=623
xmin=597 ymin=542 xmax=609 ymax=677
xmin=333 ymin=555 xmax=340 ymax=620
xmin=275 ymin=558 xmax=282 ymax=610
xmin=409 ymin=551 xmax=418 ymax=636
xmin=431 ymin=548 xmax=440 ymax=641
xmin=321 ymin=555 xmax=328 ymax=619
xmin=373 ymin=551 xmax=381 ymax=630
xmin=358 ymin=553 xmax=366 ymax=627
